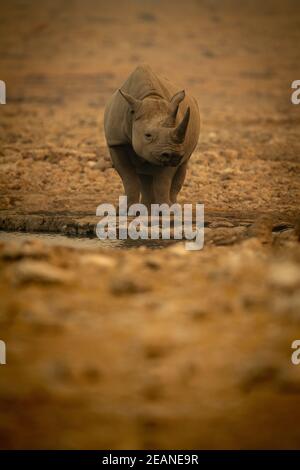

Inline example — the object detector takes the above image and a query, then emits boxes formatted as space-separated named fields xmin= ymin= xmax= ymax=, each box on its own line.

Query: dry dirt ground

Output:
xmin=0 ymin=0 xmax=300 ymax=449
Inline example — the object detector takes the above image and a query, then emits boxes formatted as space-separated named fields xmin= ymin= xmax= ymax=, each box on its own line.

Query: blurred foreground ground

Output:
xmin=0 ymin=0 xmax=300 ymax=449
xmin=0 ymin=230 xmax=300 ymax=449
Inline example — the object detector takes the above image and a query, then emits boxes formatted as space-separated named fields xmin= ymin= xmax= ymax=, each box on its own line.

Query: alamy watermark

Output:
xmin=96 ymin=196 xmax=204 ymax=250
xmin=291 ymin=340 xmax=300 ymax=365
xmin=0 ymin=340 xmax=6 ymax=365
xmin=0 ymin=80 xmax=6 ymax=104
xmin=291 ymin=80 xmax=300 ymax=105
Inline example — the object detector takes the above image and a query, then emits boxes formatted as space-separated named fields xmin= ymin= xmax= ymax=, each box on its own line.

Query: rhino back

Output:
xmin=122 ymin=64 xmax=176 ymax=100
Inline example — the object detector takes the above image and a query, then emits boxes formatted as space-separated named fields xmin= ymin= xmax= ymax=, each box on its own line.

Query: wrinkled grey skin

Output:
xmin=104 ymin=65 xmax=200 ymax=206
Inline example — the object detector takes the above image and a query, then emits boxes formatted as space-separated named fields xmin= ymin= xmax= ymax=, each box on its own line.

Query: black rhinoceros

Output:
xmin=104 ymin=65 xmax=200 ymax=207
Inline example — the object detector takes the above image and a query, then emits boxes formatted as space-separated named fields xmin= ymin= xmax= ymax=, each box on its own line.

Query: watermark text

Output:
xmin=0 ymin=340 xmax=6 ymax=365
xmin=0 ymin=80 xmax=6 ymax=104
xmin=291 ymin=80 xmax=300 ymax=104
xmin=291 ymin=340 xmax=300 ymax=365
xmin=96 ymin=196 xmax=204 ymax=250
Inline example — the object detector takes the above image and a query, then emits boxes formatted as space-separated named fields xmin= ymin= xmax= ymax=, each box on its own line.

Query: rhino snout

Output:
xmin=160 ymin=152 xmax=183 ymax=167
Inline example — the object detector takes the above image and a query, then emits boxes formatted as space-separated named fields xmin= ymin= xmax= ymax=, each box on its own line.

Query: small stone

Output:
xmin=188 ymin=307 xmax=208 ymax=320
xmin=144 ymin=342 xmax=168 ymax=360
xmin=79 ymin=253 xmax=116 ymax=268
xmin=268 ymin=261 xmax=300 ymax=289
xmin=49 ymin=361 xmax=73 ymax=382
xmin=110 ymin=276 xmax=149 ymax=295
xmin=271 ymin=292 xmax=300 ymax=317
xmin=167 ymin=243 xmax=189 ymax=256
xmin=221 ymin=167 xmax=234 ymax=174
xmin=277 ymin=368 xmax=300 ymax=394
xmin=0 ymin=240 xmax=49 ymax=261
xmin=245 ymin=215 xmax=273 ymax=243
xmin=294 ymin=218 xmax=300 ymax=242
xmin=208 ymin=131 xmax=218 ymax=142
xmin=82 ymin=366 xmax=102 ymax=383
xmin=13 ymin=260 xmax=73 ymax=285
xmin=138 ymin=12 xmax=157 ymax=22
xmin=0 ymin=242 xmax=23 ymax=260
xmin=240 ymin=362 xmax=279 ymax=392
xmin=141 ymin=373 xmax=163 ymax=401
xmin=210 ymin=220 xmax=234 ymax=228
xmin=221 ymin=149 xmax=239 ymax=160
xmin=94 ymin=160 xmax=111 ymax=171
xmin=206 ymin=227 xmax=245 ymax=246
xmin=144 ymin=256 xmax=161 ymax=270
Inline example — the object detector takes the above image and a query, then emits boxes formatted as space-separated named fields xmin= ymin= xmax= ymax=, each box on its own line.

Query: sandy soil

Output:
xmin=0 ymin=0 xmax=300 ymax=449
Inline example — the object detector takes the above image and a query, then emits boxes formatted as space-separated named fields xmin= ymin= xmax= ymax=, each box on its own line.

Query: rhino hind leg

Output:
xmin=108 ymin=145 xmax=141 ymax=206
xmin=170 ymin=162 xmax=188 ymax=203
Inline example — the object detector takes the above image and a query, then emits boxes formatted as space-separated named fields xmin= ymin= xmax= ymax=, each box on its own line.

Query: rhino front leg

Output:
xmin=139 ymin=174 xmax=154 ymax=209
xmin=170 ymin=161 xmax=188 ymax=203
xmin=152 ymin=167 xmax=177 ymax=205
xmin=108 ymin=145 xmax=141 ymax=206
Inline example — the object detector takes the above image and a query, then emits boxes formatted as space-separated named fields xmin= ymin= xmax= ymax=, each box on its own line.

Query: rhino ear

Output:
xmin=119 ymin=90 xmax=142 ymax=112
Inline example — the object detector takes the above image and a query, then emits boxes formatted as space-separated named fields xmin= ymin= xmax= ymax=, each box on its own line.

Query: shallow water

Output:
xmin=0 ymin=231 xmax=178 ymax=250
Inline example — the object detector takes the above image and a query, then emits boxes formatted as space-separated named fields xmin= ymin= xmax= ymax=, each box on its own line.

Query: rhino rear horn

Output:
xmin=163 ymin=90 xmax=185 ymax=126
xmin=172 ymin=107 xmax=190 ymax=143
xmin=119 ymin=90 xmax=142 ymax=112
xmin=170 ymin=90 xmax=185 ymax=116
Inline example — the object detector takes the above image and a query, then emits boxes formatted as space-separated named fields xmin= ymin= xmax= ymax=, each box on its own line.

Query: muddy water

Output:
xmin=0 ymin=230 xmax=178 ymax=250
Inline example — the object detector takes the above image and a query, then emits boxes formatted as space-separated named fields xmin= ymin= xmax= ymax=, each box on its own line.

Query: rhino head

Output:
xmin=119 ymin=89 xmax=190 ymax=167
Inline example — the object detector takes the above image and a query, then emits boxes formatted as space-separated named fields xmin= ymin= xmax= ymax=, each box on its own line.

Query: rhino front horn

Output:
xmin=172 ymin=107 xmax=190 ymax=143
xmin=119 ymin=90 xmax=142 ymax=112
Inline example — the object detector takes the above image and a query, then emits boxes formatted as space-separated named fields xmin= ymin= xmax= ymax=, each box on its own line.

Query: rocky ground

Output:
xmin=0 ymin=0 xmax=300 ymax=449
xmin=0 ymin=230 xmax=300 ymax=449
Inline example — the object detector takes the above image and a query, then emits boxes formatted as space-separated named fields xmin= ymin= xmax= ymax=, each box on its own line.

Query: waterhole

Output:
xmin=0 ymin=231 xmax=179 ymax=250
